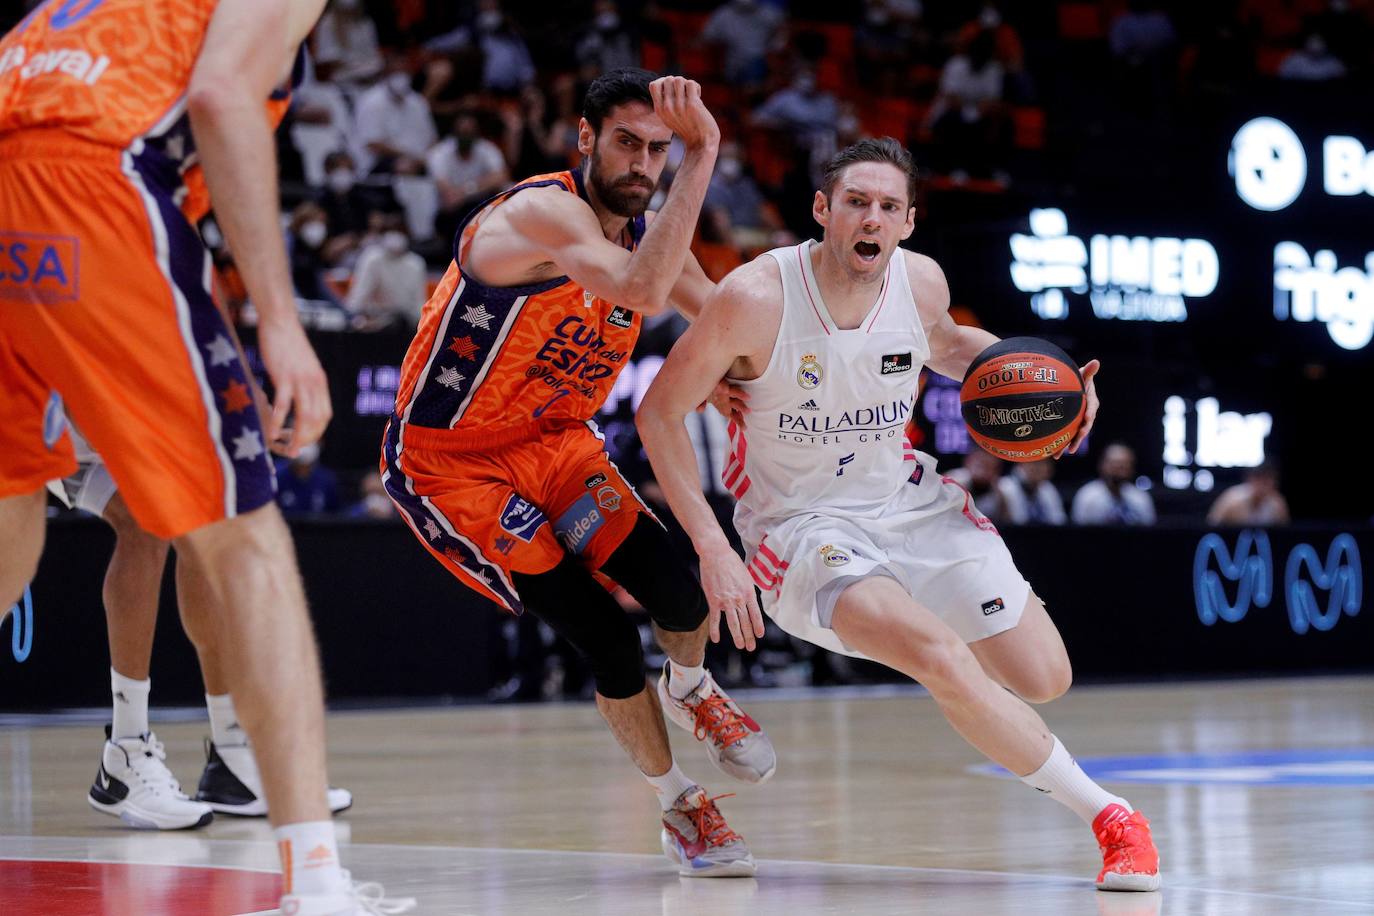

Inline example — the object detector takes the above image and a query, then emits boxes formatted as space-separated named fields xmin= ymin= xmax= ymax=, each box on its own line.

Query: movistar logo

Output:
xmin=1193 ymin=529 xmax=1362 ymax=634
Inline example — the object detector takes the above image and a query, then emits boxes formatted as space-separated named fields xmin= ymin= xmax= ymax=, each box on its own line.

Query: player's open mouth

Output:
xmin=854 ymin=241 xmax=880 ymax=261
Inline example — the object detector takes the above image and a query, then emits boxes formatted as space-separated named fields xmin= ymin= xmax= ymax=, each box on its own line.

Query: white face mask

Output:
xmin=595 ymin=12 xmax=619 ymax=30
xmin=382 ymin=230 xmax=408 ymax=255
xmin=717 ymin=158 xmax=742 ymax=180
xmin=477 ymin=10 xmax=502 ymax=31
xmin=386 ymin=72 xmax=411 ymax=97
xmin=294 ymin=443 xmax=320 ymax=466
xmin=980 ymin=7 xmax=1002 ymax=28
xmin=336 ymin=0 xmax=360 ymax=10
xmin=299 ymin=221 xmax=328 ymax=248
xmin=363 ymin=493 xmax=392 ymax=515
xmin=327 ymin=168 xmax=356 ymax=194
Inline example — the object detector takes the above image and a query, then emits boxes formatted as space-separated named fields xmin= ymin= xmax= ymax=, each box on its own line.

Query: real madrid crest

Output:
xmin=818 ymin=543 xmax=851 ymax=567
xmin=797 ymin=352 xmax=823 ymax=390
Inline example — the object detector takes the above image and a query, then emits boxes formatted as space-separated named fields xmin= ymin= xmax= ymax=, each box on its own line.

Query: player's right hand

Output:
xmin=698 ymin=542 xmax=766 ymax=652
xmin=258 ymin=316 xmax=332 ymax=458
xmin=649 ymin=76 xmax=719 ymax=152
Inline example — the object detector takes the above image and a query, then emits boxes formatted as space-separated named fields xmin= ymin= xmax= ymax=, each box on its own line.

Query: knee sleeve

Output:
xmin=512 ymin=556 xmax=646 ymax=700
xmin=599 ymin=515 xmax=708 ymax=633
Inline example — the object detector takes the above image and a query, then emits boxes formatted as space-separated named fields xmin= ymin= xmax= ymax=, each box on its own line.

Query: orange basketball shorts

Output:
xmin=381 ymin=416 xmax=653 ymax=613
xmin=0 ymin=133 xmax=275 ymax=538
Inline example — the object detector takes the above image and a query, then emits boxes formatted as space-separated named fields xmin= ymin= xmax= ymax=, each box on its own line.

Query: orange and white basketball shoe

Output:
xmin=276 ymin=870 xmax=417 ymax=914
xmin=660 ymin=787 xmax=757 ymax=878
xmin=1092 ymin=804 xmax=1162 ymax=891
xmin=657 ymin=665 xmax=776 ymax=783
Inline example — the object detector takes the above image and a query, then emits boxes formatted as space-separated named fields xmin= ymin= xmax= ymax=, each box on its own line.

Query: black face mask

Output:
xmin=457 ymin=136 xmax=476 ymax=154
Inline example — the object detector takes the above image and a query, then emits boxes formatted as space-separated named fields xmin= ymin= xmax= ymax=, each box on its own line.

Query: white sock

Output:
xmin=206 ymin=693 xmax=247 ymax=747
xmin=275 ymin=820 xmax=347 ymax=897
xmin=111 ymin=668 xmax=150 ymax=740
xmin=667 ymin=659 xmax=707 ymax=700
xmin=1020 ymin=735 xmax=1130 ymax=825
xmin=645 ymin=762 xmax=698 ymax=811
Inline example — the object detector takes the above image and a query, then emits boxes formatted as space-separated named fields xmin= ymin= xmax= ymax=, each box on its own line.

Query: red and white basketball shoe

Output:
xmin=1093 ymin=804 xmax=1162 ymax=891
xmin=657 ymin=664 xmax=776 ymax=784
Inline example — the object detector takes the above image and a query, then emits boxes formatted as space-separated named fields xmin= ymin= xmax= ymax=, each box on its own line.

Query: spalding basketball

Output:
xmin=960 ymin=337 xmax=1085 ymax=462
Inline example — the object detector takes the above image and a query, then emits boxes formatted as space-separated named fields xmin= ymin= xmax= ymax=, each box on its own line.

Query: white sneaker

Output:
xmin=196 ymin=739 xmax=353 ymax=816
xmin=660 ymin=786 xmax=757 ymax=878
xmin=277 ymin=872 xmax=416 ymax=915
xmin=658 ymin=664 xmax=776 ymax=784
xmin=87 ymin=725 xmax=213 ymax=830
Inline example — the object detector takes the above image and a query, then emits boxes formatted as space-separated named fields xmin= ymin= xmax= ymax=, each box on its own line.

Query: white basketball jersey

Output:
xmin=726 ymin=240 xmax=936 ymax=549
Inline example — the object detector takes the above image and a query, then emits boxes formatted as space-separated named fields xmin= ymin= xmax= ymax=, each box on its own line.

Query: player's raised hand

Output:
xmin=258 ymin=317 xmax=332 ymax=458
xmin=1065 ymin=359 xmax=1100 ymax=456
xmin=698 ymin=542 xmax=766 ymax=652
xmin=649 ymin=76 xmax=719 ymax=152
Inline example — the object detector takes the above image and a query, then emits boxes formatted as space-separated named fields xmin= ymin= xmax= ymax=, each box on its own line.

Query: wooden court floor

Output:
xmin=2 ymin=675 xmax=1373 ymax=914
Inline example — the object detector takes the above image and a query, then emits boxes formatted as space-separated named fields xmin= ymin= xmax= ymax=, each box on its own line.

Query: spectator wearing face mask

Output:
xmin=1072 ymin=443 xmax=1157 ymax=526
xmin=348 ymin=471 xmax=398 ymax=520
xmin=353 ymin=60 xmax=438 ymax=175
xmin=275 ymin=442 xmax=341 ymax=516
xmin=287 ymin=201 xmax=344 ymax=308
xmin=704 ymin=140 xmax=790 ymax=250
xmin=345 ymin=216 xmax=428 ymax=330
xmin=314 ymin=150 xmax=400 ymax=250
xmin=311 ymin=0 xmax=384 ymax=90
xmin=1206 ymin=462 xmax=1291 ymax=527
xmin=945 ymin=448 xmax=1018 ymax=527
xmin=578 ymin=0 xmax=640 ymax=73
xmin=751 ymin=68 xmax=840 ymax=145
xmin=427 ymin=111 xmax=511 ymax=242
xmin=424 ymin=0 xmax=536 ymax=96
xmin=1002 ymin=459 xmax=1068 ymax=525
xmin=699 ymin=0 xmax=787 ymax=88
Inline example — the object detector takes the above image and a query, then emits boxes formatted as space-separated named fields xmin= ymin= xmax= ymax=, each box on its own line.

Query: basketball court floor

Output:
xmin=3 ymin=675 xmax=1372 ymax=914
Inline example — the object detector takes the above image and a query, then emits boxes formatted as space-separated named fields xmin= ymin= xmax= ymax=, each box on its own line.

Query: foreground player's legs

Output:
xmin=600 ymin=516 xmax=776 ymax=783
xmin=86 ymin=495 xmax=212 ymax=830
xmin=513 ymin=555 xmax=755 ymax=877
xmin=173 ymin=504 xmax=349 ymax=896
xmin=0 ymin=488 xmax=47 ymax=611
xmin=968 ymin=593 xmax=1073 ymax=704
xmin=832 ymin=576 xmax=1160 ymax=891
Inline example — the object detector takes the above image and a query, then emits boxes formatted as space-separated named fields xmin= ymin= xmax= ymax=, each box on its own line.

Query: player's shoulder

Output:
xmin=501 ymin=182 xmax=593 ymax=235
xmin=899 ymin=248 xmax=947 ymax=290
xmin=716 ymin=250 xmax=784 ymax=308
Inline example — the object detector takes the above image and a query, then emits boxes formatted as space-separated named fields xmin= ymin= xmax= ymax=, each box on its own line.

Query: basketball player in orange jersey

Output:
xmin=0 ymin=1 xmax=409 ymax=912
xmin=384 ymin=69 xmax=773 ymax=876
xmin=639 ymin=138 xmax=1161 ymax=892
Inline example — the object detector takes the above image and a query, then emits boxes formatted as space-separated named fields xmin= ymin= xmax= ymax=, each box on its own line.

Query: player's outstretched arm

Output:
xmin=912 ymin=252 xmax=1100 ymax=454
xmin=187 ymin=0 xmax=330 ymax=457
xmin=511 ymin=76 xmax=718 ymax=315
xmin=638 ymin=263 xmax=778 ymax=651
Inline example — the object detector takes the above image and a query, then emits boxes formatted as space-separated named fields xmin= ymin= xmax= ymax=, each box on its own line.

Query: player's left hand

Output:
xmin=251 ymin=377 xmax=292 ymax=456
xmin=1062 ymin=359 xmax=1100 ymax=457
xmin=698 ymin=380 xmax=749 ymax=422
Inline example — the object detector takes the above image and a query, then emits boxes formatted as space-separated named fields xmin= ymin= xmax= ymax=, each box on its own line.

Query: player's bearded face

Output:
xmin=587 ymin=145 xmax=656 ymax=218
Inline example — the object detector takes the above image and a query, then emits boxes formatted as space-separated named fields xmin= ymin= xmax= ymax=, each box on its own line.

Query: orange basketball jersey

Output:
xmin=1 ymin=0 xmax=301 ymax=222
xmin=392 ymin=170 xmax=644 ymax=450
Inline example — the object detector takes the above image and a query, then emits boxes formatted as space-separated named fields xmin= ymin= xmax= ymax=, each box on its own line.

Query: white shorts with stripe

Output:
xmin=45 ymin=420 xmax=117 ymax=517
xmin=744 ymin=455 xmax=1030 ymax=660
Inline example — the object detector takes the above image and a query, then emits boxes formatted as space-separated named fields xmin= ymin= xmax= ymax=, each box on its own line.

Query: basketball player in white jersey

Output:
xmin=637 ymin=138 xmax=1161 ymax=892
xmin=50 ymin=422 xmax=353 ymax=830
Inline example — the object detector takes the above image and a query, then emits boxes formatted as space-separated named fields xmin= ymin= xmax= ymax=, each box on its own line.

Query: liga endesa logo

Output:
xmin=1193 ymin=530 xmax=1363 ymax=634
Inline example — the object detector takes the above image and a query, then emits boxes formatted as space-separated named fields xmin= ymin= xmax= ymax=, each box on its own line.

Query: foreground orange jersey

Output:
xmin=391 ymin=170 xmax=644 ymax=450
xmin=0 ymin=0 xmax=216 ymax=144
xmin=0 ymin=0 xmax=298 ymax=538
